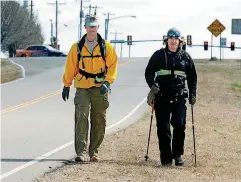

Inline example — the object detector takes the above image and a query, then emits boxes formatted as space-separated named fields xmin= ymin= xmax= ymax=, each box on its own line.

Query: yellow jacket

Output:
xmin=62 ymin=38 xmax=118 ymax=88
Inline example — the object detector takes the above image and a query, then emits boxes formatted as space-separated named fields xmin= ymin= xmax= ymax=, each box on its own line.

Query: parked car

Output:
xmin=16 ymin=45 xmax=67 ymax=57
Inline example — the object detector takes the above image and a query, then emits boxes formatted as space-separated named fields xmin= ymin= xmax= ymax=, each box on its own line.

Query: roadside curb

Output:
xmin=1 ymin=58 xmax=26 ymax=85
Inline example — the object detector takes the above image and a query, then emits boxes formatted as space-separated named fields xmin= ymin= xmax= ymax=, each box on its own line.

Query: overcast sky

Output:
xmin=18 ymin=0 xmax=241 ymax=59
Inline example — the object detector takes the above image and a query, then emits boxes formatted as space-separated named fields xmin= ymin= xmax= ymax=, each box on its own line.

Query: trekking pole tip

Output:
xmin=144 ymin=155 xmax=148 ymax=161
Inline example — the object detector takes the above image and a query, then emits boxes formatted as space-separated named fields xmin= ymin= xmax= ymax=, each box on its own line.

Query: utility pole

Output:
xmin=78 ymin=0 xmax=90 ymax=40
xmin=79 ymin=0 xmax=83 ymax=39
xmin=104 ymin=12 xmax=114 ymax=40
xmin=94 ymin=6 xmax=102 ymax=15
xmin=30 ymin=0 xmax=33 ymax=19
xmin=94 ymin=6 xmax=97 ymax=15
xmin=84 ymin=4 xmax=92 ymax=15
xmin=47 ymin=0 xmax=65 ymax=49
xmin=50 ymin=19 xmax=53 ymax=44
xmin=55 ymin=0 xmax=58 ymax=49
xmin=88 ymin=4 xmax=92 ymax=15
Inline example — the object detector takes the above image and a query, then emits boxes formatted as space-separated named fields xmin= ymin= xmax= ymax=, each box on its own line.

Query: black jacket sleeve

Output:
xmin=186 ymin=53 xmax=197 ymax=97
xmin=145 ymin=50 xmax=159 ymax=88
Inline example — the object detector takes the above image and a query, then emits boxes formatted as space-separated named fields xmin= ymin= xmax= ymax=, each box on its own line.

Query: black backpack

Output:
xmin=77 ymin=33 xmax=107 ymax=80
xmin=77 ymin=33 xmax=106 ymax=66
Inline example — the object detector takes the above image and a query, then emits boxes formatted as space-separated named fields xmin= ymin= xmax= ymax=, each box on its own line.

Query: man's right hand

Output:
xmin=62 ymin=86 xmax=70 ymax=101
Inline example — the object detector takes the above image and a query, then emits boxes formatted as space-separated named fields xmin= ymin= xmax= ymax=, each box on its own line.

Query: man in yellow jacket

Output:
xmin=62 ymin=15 xmax=118 ymax=162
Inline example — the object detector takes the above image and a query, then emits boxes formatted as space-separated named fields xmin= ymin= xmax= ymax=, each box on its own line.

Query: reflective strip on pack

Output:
xmin=156 ymin=70 xmax=171 ymax=75
xmin=174 ymin=70 xmax=186 ymax=77
xmin=95 ymin=76 xmax=104 ymax=82
xmin=156 ymin=70 xmax=186 ymax=77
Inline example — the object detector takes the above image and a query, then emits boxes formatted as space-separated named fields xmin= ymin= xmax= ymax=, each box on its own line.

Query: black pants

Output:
xmin=154 ymin=95 xmax=187 ymax=164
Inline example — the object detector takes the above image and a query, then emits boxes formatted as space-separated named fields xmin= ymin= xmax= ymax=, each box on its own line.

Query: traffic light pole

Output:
xmin=127 ymin=35 xmax=132 ymax=58
xmin=129 ymin=45 xmax=131 ymax=58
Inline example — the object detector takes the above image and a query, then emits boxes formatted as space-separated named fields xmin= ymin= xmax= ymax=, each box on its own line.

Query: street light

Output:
xmin=104 ymin=14 xmax=136 ymax=40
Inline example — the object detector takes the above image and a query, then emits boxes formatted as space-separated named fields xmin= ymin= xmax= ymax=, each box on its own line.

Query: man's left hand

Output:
xmin=189 ymin=95 xmax=196 ymax=105
xmin=100 ymin=81 xmax=110 ymax=95
xmin=62 ymin=86 xmax=70 ymax=101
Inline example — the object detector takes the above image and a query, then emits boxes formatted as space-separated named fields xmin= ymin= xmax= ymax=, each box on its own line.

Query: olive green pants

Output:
xmin=74 ymin=87 xmax=109 ymax=158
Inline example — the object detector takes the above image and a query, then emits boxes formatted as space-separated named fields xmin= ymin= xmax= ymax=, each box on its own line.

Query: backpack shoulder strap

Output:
xmin=77 ymin=34 xmax=87 ymax=63
xmin=97 ymin=33 xmax=106 ymax=62
xmin=160 ymin=48 xmax=168 ymax=70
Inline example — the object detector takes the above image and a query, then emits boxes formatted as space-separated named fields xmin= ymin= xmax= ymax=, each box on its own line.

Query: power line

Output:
xmin=83 ymin=4 xmax=102 ymax=16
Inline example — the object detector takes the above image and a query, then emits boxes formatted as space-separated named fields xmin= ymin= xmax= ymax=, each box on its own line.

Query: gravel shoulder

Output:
xmin=32 ymin=60 xmax=241 ymax=182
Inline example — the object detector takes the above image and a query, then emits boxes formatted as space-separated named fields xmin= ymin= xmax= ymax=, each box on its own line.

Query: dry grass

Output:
xmin=35 ymin=62 xmax=241 ymax=182
xmin=0 ymin=59 xmax=22 ymax=83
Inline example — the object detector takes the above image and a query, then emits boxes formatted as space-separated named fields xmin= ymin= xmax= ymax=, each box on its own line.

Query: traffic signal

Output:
xmin=187 ymin=35 xmax=192 ymax=45
xmin=163 ymin=35 xmax=167 ymax=45
xmin=127 ymin=35 xmax=132 ymax=45
xmin=182 ymin=42 xmax=186 ymax=50
xmin=204 ymin=41 xmax=208 ymax=50
xmin=231 ymin=42 xmax=235 ymax=51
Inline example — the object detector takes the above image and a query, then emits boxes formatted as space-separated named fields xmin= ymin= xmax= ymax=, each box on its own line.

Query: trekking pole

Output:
xmin=144 ymin=100 xmax=155 ymax=162
xmin=191 ymin=104 xmax=197 ymax=166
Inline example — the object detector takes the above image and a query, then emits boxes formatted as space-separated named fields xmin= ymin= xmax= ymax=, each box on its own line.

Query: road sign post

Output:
xmin=220 ymin=33 xmax=222 ymax=60
xmin=220 ymin=37 xmax=227 ymax=59
xmin=207 ymin=19 xmax=226 ymax=60
xmin=231 ymin=19 xmax=241 ymax=69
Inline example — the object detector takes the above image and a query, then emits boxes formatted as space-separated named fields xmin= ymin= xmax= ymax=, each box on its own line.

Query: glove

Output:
xmin=150 ymin=83 xmax=160 ymax=94
xmin=100 ymin=81 xmax=110 ymax=95
xmin=189 ymin=95 xmax=196 ymax=105
xmin=147 ymin=83 xmax=159 ymax=106
xmin=62 ymin=86 xmax=70 ymax=101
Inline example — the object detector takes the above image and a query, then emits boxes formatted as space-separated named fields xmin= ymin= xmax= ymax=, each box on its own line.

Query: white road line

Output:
xmin=0 ymin=97 xmax=147 ymax=180
xmin=106 ymin=97 xmax=147 ymax=130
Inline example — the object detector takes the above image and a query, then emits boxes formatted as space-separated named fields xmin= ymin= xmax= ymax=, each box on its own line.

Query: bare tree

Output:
xmin=1 ymin=1 xmax=44 ymax=56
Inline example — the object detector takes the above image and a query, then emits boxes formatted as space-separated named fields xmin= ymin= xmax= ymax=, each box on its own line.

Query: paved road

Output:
xmin=1 ymin=57 xmax=150 ymax=182
xmin=10 ymin=57 xmax=67 ymax=77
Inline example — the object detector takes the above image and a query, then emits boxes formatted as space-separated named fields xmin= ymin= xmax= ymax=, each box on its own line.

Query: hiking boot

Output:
xmin=161 ymin=158 xmax=172 ymax=167
xmin=174 ymin=155 xmax=184 ymax=166
xmin=161 ymin=161 xmax=172 ymax=167
xmin=75 ymin=154 xmax=87 ymax=162
xmin=160 ymin=151 xmax=172 ymax=167
xmin=90 ymin=155 xmax=99 ymax=162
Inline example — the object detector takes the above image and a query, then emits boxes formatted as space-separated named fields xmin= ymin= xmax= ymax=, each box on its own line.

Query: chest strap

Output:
xmin=156 ymin=70 xmax=186 ymax=77
xmin=79 ymin=69 xmax=105 ymax=81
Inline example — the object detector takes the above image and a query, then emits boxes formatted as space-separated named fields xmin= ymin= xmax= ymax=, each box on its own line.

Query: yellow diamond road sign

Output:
xmin=207 ymin=19 xmax=226 ymax=37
